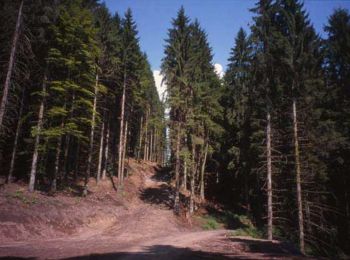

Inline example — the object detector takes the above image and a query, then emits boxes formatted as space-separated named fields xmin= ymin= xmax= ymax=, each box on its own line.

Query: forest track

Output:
xmin=0 ymin=160 xmax=308 ymax=259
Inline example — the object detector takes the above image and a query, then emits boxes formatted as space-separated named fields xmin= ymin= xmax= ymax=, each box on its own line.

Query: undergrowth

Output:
xmin=199 ymin=210 xmax=263 ymax=238
xmin=201 ymin=215 xmax=221 ymax=230
xmin=7 ymin=190 xmax=38 ymax=205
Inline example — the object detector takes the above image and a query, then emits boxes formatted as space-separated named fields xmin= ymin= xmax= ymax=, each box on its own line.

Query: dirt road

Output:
xmin=0 ymin=162 xmax=307 ymax=259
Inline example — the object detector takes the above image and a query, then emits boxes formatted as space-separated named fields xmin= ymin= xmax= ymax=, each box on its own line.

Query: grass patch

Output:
xmin=199 ymin=208 xmax=263 ymax=238
xmin=229 ymin=214 xmax=263 ymax=238
xmin=201 ymin=215 xmax=221 ymax=230
xmin=9 ymin=190 xmax=38 ymax=205
xmin=232 ymin=226 xmax=263 ymax=238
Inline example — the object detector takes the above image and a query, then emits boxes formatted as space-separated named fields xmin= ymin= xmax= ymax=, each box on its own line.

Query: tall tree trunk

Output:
xmin=121 ymin=120 xmax=128 ymax=183
xmin=63 ymin=92 xmax=75 ymax=183
xmin=266 ymin=111 xmax=273 ymax=241
xmin=84 ymin=73 xmax=98 ymax=196
xmin=29 ymin=75 xmax=46 ymax=192
xmin=96 ymin=120 xmax=105 ymax=183
xmin=174 ymin=123 xmax=181 ymax=214
xmin=189 ymin=141 xmax=196 ymax=214
xmin=7 ymin=89 xmax=25 ymax=183
xmin=293 ymin=98 xmax=305 ymax=254
xmin=143 ymin=109 xmax=148 ymax=161
xmin=183 ymin=160 xmax=187 ymax=191
xmin=52 ymin=133 xmax=63 ymax=193
xmin=0 ymin=0 xmax=24 ymax=129
xmin=74 ymin=141 xmax=80 ymax=181
xmin=62 ymin=135 xmax=70 ymax=183
xmin=154 ymin=129 xmax=157 ymax=162
xmin=155 ymin=130 xmax=158 ymax=162
xmin=149 ymin=128 xmax=153 ymax=161
xmin=102 ymin=121 xmax=110 ymax=180
xmin=137 ymin=116 xmax=143 ymax=160
xmin=200 ymin=141 xmax=209 ymax=202
xmin=118 ymin=70 xmax=126 ymax=186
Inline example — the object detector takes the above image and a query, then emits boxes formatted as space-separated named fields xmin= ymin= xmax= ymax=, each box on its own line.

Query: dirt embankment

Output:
xmin=0 ymin=160 xmax=308 ymax=259
xmin=0 ymin=160 xmax=187 ymax=243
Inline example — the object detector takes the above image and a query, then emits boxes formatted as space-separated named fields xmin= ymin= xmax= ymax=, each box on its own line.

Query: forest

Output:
xmin=0 ymin=0 xmax=349 ymax=258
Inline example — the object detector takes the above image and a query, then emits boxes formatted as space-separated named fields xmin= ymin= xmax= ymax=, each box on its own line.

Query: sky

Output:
xmin=104 ymin=0 xmax=350 ymax=97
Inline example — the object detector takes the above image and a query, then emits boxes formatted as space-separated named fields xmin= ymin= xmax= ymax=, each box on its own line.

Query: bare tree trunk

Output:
xmin=183 ymin=160 xmax=187 ymax=191
xmin=62 ymin=135 xmax=70 ymax=183
xmin=154 ymin=130 xmax=156 ymax=162
xmin=74 ymin=141 xmax=80 ymax=181
xmin=266 ymin=111 xmax=273 ymax=241
xmin=154 ymin=129 xmax=158 ymax=162
xmin=63 ymin=92 xmax=75 ymax=183
xmin=174 ymin=123 xmax=181 ymax=214
xmin=29 ymin=75 xmax=46 ymax=192
xmin=102 ymin=121 xmax=109 ymax=180
xmin=121 ymin=120 xmax=128 ymax=183
xmin=84 ymin=73 xmax=98 ymax=196
xmin=7 ymin=89 xmax=25 ymax=183
xmin=52 ymin=133 xmax=63 ymax=193
xmin=96 ymin=120 xmax=105 ymax=183
xmin=0 ymin=0 xmax=24 ymax=129
xmin=200 ymin=141 xmax=209 ymax=202
xmin=149 ymin=128 xmax=153 ymax=161
xmin=137 ymin=116 xmax=143 ymax=160
xmin=147 ymin=135 xmax=150 ymax=161
xmin=118 ymin=71 xmax=126 ymax=186
xmin=293 ymin=99 xmax=305 ymax=254
xmin=151 ymin=129 xmax=155 ymax=162
xmin=189 ymin=142 xmax=196 ymax=214
xmin=143 ymin=109 xmax=148 ymax=161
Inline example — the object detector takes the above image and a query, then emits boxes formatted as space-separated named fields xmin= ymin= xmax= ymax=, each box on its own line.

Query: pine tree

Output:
xmin=117 ymin=8 xmax=143 ymax=187
xmin=324 ymin=8 xmax=350 ymax=254
xmin=224 ymin=27 xmax=256 ymax=214
xmin=162 ymin=7 xmax=192 ymax=213
xmin=41 ymin=0 xmax=100 ymax=193
xmin=250 ymin=0 xmax=279 ymax=241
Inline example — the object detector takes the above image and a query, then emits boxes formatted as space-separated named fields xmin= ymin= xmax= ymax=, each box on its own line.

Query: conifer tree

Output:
xmin=224 ymin=28 xmax=255 ymax=213
xmin=324 ymin=8 xmax=350 ymax=253
xmin=41 ymin=0 xmax=100 ymax=193
xmin=162 ymin=7 xmax=192 ymax=213
xmin=250 ymin=0 xmax=279 ymax=240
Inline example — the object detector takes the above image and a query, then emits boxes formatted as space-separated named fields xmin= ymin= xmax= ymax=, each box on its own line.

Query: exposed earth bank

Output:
xmin=0 ymin=160 xmax=308 ymax=259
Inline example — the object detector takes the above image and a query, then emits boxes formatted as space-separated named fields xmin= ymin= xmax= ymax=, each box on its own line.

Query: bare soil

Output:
xmin=0 ymin=160 xmax=309 ymax=259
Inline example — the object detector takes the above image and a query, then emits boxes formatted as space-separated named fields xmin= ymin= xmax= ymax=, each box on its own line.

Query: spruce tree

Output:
xmin=161 ymin=7 xmax=192 ymax=213
xmin=324 ymin=8 xmax=350 ymax=254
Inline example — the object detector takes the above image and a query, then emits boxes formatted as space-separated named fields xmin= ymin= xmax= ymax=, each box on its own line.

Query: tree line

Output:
xmin=162 ymin=1 xmax=350 ymax=257
xmin=0 ymin=0 xmax=165 ymax=193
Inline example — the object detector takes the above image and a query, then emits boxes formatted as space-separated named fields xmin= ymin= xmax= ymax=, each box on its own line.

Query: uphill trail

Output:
xmin=0 ymin=161 xmax=308 ymax=259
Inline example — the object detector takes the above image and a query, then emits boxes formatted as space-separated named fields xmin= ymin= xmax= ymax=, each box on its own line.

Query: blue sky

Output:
xmin=104 ymin=0 xmax=350 ymax=73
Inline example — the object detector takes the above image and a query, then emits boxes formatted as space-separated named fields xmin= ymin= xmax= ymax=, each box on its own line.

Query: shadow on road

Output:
xmin=139 ymin=166 xmax=190 ymax=210
xmin=228 ymin=237 xmax=302 ymax=256
xmin=61 ymin=245 xmax=233 ymax=259
xmin=150 ymin=166 xmax=173 ymax=183
xmin=0 ymin=239 xmax=306 ymax=260
xmin=140 ymin=184 xmax=174 ymax=209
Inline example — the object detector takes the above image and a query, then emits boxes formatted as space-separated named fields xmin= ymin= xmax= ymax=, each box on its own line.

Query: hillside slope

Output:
xmin=0 ymin=160 xmax=308 ymax=259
